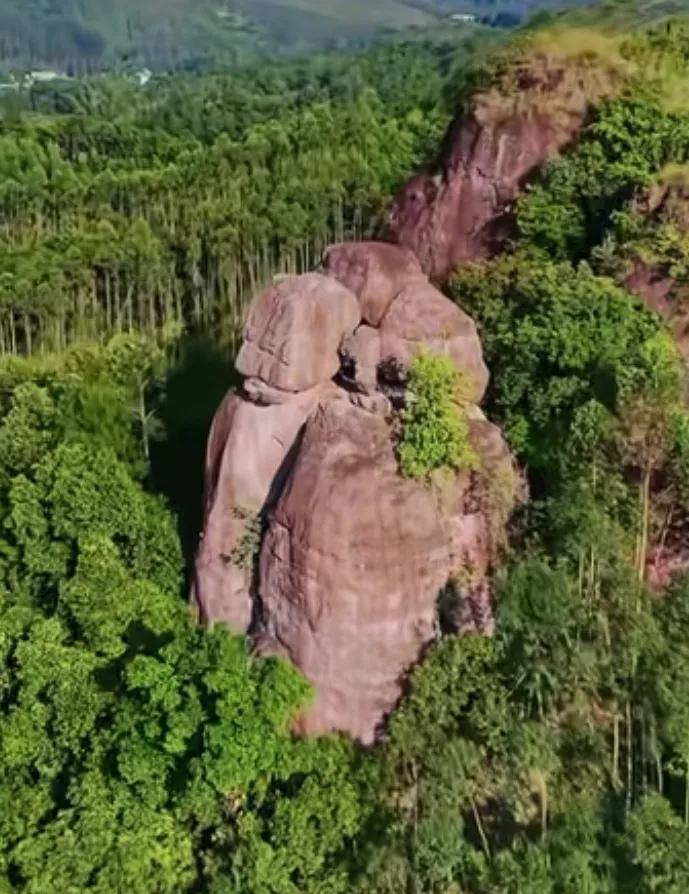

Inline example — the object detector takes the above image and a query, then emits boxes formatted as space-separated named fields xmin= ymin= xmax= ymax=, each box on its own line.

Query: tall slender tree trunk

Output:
xmin=139 ymin=384 xmax=149 ymax=464
xmin=637 ymin=464 xmax=652 ymax=587
xmin=626 ymin=700 xmax=633 ymax=813
xmin=613 ymin=710 xmax=621 ymax=790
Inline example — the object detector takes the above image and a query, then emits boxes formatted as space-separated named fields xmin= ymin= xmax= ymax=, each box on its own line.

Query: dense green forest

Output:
xmin=5 ymin=3 xmax=689 ymax=893
xmin=0 ymin=38 xmax=465 ymax=355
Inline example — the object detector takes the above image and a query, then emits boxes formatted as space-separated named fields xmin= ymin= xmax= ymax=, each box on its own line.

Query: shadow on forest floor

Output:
xmin=149 ymin=334 xmax=239 ymax=585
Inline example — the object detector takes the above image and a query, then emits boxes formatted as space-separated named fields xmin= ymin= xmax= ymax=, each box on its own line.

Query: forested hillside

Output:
xmin=0 ymin=33 xmax=491 ymax=356
xmin=5 ymin=3 xmax=689 ymax=893
xmin=0 ymin=0 xmax=607 ymax=72
xmin=0 ymin=0 xmax=451 ymax=71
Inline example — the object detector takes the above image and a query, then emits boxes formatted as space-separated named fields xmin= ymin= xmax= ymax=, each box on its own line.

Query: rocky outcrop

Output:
xmin=193 ymin=45 xmax=625 ymax=741
xmin=323 ymin=241 xmax=425 ymax=325
xmin=256 ymin=398 xmax=517 ymax=742
xmin=386 ymin=52 xmax=622 ymax=279
xmin=378 ymin=280 xmax=489 ymax=403
xmin=192 ymin=380 xmax=337 ymax=629
xmin=194 ymin=242 xmax=518 ymax=743
xmin=236 ymin=273 xmax=360 ymax=391
xmin=257 ymin=397 xmax=452 ymax=742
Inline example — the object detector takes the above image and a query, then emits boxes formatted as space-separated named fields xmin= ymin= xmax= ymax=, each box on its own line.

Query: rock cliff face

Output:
xmin=386 ymin=52 xmax=621 ymax=279
xmin=194 ymin=241 xmax=518 ymax=743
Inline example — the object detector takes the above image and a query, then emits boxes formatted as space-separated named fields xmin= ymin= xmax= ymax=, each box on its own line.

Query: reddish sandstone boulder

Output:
xmin=254 ymin=397 xmax=518 ymax=742
xmin=236 ymin=273 xmax=360 ymax=391
xmin=378 ymin=281 xmax=489 ymax=402
xmin=386 ymin=55 xmax=618 ymax=279
xmin=192 ymin=382 xmax=335 ymax=629
xmin=340 ymin=324 xmax=381 ymax=395
xmin=323 ymin=241 xmax=424 ymax=325
xmin=257 ymin=397 xmax=455 ymax=743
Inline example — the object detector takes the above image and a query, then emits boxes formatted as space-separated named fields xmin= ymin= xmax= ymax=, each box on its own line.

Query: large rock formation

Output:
xmin=194 ymin=242 xmax=519 ymax=743
xmin=257 ymin=397 xmax=451 ymax=742
xmin=323 ymin=241 xmax=425 ymax=325
xmin=378 ymin=280 xmax=489 ymax=403
xmin=193 ymin=44 xmax=628 ymax=741
xmin=257 ymin=398 xmax=517 ymax=742
xmin=386 ymin=49 xmax=623 ymax=279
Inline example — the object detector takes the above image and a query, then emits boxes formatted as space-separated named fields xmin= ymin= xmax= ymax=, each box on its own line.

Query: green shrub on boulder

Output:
xmin=399 ymin=352 xmax=478 ymax=479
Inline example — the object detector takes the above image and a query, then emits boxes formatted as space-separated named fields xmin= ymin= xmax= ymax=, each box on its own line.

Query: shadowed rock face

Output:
xmin=194 ymin=247 xmax=518 ymax=742
xmin=340 ymin=325 xmax=381 ymax=396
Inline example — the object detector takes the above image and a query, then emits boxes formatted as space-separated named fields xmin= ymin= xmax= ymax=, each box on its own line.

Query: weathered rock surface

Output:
xmin=323 ymin=241 xmax=424 ymax=325
xmin=386 ymin=116 xmax=566 ymax=278
xmin=193 ymin=248 xmax=517 ymax=740
xmin=192 ymin=381 xmax=336 ymax=629
xmin=256 ymin=398 xmax=456 ymax=743
xmin=386 ymin=56 xmax=619 ymax=279
xmin=236 ymin=273 xmax=360 ymax=391
xmin=340 ymin=324 xmax=381 ymax=395
xmin=193 ymin=74 xmax=543 ymax=739
xmin=256 ymin=399 xmax=517 ymax=742
xmin=378 ymin=281 xmax=489 ymax=402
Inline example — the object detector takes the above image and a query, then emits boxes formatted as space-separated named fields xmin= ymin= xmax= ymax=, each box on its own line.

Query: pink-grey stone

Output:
xmin=379 ymin=280 xmax=489 ymax=402
xmin=192 ymin=382 xmax=336 ymax=629
xmin=323 ymin=241 xmax=424 ymax=325
xmin=236 ymin=273 xmax=360 ymax=391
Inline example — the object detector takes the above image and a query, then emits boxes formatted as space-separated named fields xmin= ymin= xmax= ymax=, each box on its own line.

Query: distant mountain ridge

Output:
xmin=1 ymin=0 xmax=687 ymax=73
xmin=0 ymin=0 xmax=591 ymax=73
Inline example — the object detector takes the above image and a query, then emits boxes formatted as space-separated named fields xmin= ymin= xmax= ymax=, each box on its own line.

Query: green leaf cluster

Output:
xmin=398 ymin=352 xmax=478 ymax=479
xmin=0 ymin=341 xmax=373 ymax=894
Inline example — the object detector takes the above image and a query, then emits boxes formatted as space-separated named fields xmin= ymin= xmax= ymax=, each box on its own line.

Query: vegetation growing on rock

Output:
xmin=228 ymin=506 xmax=263 ymax=571
xmin=399 ymin=352 xmax=478 ymax=478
